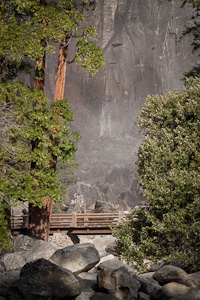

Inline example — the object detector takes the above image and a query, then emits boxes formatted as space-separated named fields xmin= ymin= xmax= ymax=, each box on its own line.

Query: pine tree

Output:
xmin=0 ymin=0 xmax=105 ymax=243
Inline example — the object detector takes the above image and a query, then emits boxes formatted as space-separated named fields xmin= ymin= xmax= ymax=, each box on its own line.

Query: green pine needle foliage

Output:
xmin=113 ymin=78 xmax=200 ymax=272
xmin=0 ymin=81 xmax=80 ymax=207
xmin=0 ymin=0 xmax=104 ymax=249
xmin=0 ymin=0 xmax=105 ymax=78
xmin=0 ymin=204 xmax=12 ymax=250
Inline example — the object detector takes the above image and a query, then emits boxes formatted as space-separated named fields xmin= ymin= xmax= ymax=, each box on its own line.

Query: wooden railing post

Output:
xmin=70 ymin=211 xmax=77 ymax=227
xmin=84 ymin=215 xmax=88 ymax=226
xmin=117 ymin=211 xmax=123 ymax=225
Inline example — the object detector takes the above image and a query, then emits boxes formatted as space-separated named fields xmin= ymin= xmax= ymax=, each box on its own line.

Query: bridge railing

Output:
xmin=10 ymin=211 xmax=133 ymax=230
xmin=51 ymin=211 xmax=125 ymax=228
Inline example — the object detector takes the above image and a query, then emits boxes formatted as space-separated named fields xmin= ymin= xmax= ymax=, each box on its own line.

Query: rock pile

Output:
xmin=0 ymin=235 xmax=199 ymax=300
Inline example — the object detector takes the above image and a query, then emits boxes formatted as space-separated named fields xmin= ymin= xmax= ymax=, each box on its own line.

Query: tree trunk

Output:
xmin=54 ymin=38 xmax=67 ymax=101
xmin=28 ymin=55 xmax=53 ymax=242
xmin=28 ymin=40 xmax=67 ymax=242
xmin=28 ymin=197 xmax=52 ymax=240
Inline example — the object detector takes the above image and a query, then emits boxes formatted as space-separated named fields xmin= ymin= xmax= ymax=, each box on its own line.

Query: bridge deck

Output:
xmin=11 ymin=211 xmax=133 ymax=235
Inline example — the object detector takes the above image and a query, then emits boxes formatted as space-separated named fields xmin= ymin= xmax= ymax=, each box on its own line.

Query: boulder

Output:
xmin=137 ymin=277 xmax=161 ymax=299
xmin=138 ymin=272 xmax=155 ymax=280
xmin=7 ymin=276 xmax=52 ymax=300
xmin=185 ymin=271 xmax=200 ymax=288
xmin=0 ymin=235 xmax=58 ymax=271
xmin=97 ymin=259 xmax=140 ymax=300
xmin=20 ymin=258 xmax=81 ymax=300
xmin=90 ymin=292 xmax=119 ymax=300
xmin=78 ymin=235 xmax=116 ymax=258
xmin=74 ymin=288 xmax=95 ymax=300
xmin=0 ymin=252 xmax=26 ymax=271
xmin=49 ymin=232 xmax=74 ymax=249
xmin=159 ymin=282 xmax=200 ymax=300
xmin=77 ymin=272 xmax=98 ymax=291
xmin=153 ymin=265 xmax=187 ymax=285
xmin=105 ymin=240 xmax=118 ymax=256
xmin=138 ymin=292 xmax=150 ymax=300
xmin=16 ymin=235 xmax=58 ymax=262
xmin=78 ymin=272 xmax=97 ymax=281
xmin=0 ymin=270 xmax=20 ymax=297
xmin=0 ymin=264 xmax=5 ymax=274
xmin=90 ymin=255 xmax=115 ymax=273
xmin=50 ymin=243 xmax=100 ymax=274
xmin=13 ymin=234 xmax=38 ymax=251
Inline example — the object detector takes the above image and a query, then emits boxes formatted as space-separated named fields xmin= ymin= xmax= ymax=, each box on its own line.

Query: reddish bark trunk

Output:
xmin=54 ymin=38 xmax=67 ymax=101
xmin=28 ymin=197 xmax=52 ymax=241
xmin=28 ymin=40 xmax=67 ymax=242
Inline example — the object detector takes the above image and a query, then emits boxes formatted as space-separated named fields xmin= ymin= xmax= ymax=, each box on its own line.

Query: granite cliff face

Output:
xmin=45 ymin=0 xmax=198 ymax=212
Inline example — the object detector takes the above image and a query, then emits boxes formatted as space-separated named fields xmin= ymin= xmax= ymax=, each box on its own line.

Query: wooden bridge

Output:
xmin=11 ymin=211 xmax=134 ymax=235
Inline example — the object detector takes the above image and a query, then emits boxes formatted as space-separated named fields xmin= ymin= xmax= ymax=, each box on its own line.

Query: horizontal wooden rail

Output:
xmin=10 ymin=211 xmax=136 ymax=234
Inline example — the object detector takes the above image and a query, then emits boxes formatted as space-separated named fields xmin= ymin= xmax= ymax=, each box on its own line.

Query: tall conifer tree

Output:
xmin=0 ymin=0 xmax=105 ymax=242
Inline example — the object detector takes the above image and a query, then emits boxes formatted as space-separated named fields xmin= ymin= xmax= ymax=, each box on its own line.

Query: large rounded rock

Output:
xmin=78 ymin=235 xmax=116 ymax=258
xmin=0 ymin=235 xmax=57 ymax=271
xmin=105 ymin=240 xmax=118 ymax=256
xmin=137 ymin=277 xmax=161 ymax=299
xmin=185 ymin=271 xmax=200 ymax=288
xmin=74 ymin=288 xmax=95 ymax=300
xmin=0 ymin=252 xmax=25 ymax=272
xmin=90 ymin=292 xmax=119 ymax=300
xmin=153 ymin=265 xmax=187 ymax=285
xmin=49 ymin=232 xmax=74 ymax=249
xmin=138 ymin=292 xmax=150 ymax=300
xmin=7 ymin=276 xmax=52 ymax=300
xmin=50 ymin=243 xmax=100 ymax=274
xmin=159 ymin=282 xmax=200 ymax=300
xmin=0 ymin=270 xmax=20 ymax=297
xmin=20 ymin=258 xmax=81 ymax=300
xmin=77 ymin=272 xmax=98 ymax=292
xmin=97 ymin=259 xmax=140 ymax=300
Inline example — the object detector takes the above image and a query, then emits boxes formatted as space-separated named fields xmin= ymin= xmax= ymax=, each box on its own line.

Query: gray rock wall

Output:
xmin=45 ymin=0 xmax=198 ymax=211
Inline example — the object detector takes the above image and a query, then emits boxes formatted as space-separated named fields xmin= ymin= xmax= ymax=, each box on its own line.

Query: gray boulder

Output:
xmin=0 ymin=235 xmax=57 ymax=271
xmin=77 ymin=272 xmax=98 ymax=292
xmin=137 ymin=276 xmax=161 ymax=299
xmin=49 ymin=232 xmax=74 ymax=249
xmin=138 ymin=272 xmax=155 ymax=280
xmin=138 ymin=292 xmax=150 ymax=300
xmin=105 ymin=240 xmax=118 ymax=256
xmin=20 ymin=258 xmax=81 ymax=300
xmin=74 ymin=288 xmax=95 ymax=300
xmin=90 ymin=255 xmax=115 ymax=273
xmin=159 ymin=282 xmax=200 ymax=300
xmin=78 ymin=235 xmax=116 ymax=258
xmin=185 ymin=271 xmax=200 ymax=288
xmin=153 ymin=265 xmax=187 ymax=285
xmin=90 ymin=292 xmax=119 ymax=300
xmin=50 ymin=243 xmax=100 ymax=274
xmin=0 ymin=269 xmax=20 ymax=297
xmin=0 ymin=264 xmax=5 ymax=274
xmin=0 ymin=252 xmax=26 ymax=271
xmin=7 ymin=276 xmax=52 ymax=300
xmin=97 ymin=259 xmax=140 ymax=300
xmin=13 ymin=234 xmax=39 ymax=251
